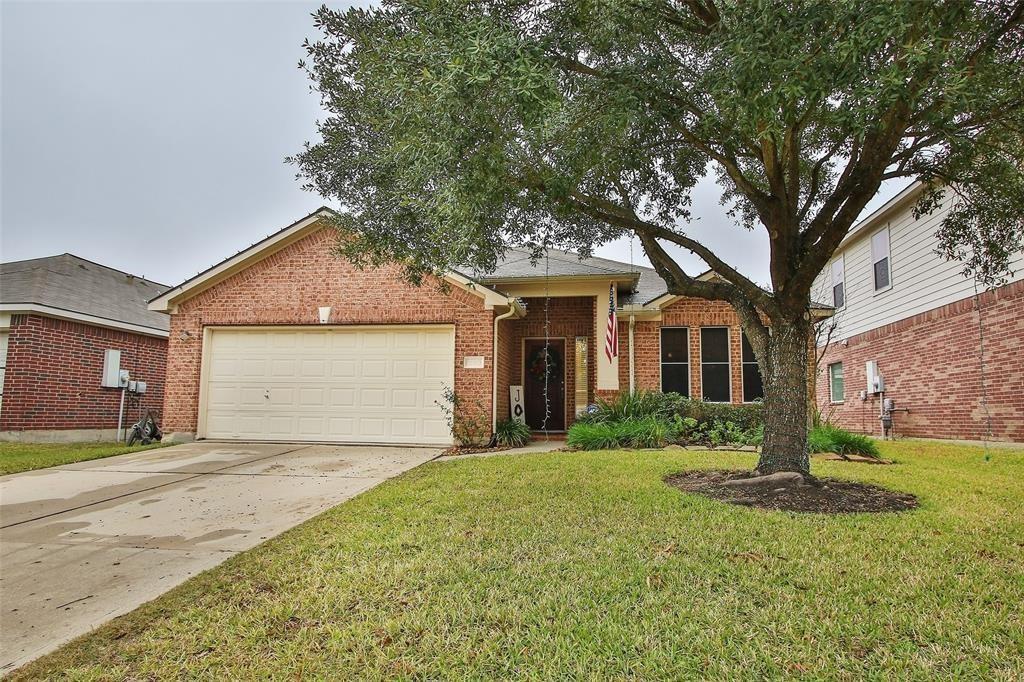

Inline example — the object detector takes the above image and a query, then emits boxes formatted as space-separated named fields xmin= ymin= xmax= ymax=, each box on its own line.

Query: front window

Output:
xmin=829 ymin=362 xmax=845 ymax=403
xmin=871 ymin=228 xmax=891 ymax=291
xmin=700 ymin=327 xmax=731 ymax=402
xmin=740 ymin=332 xmax=763 ymax=402
xmin=831 ymin=257 xmax=845 ymax=308
xmin=660 ymin=327 xmax=689 ymax=396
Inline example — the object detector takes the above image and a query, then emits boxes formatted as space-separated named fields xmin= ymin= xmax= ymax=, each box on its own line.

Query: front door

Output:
xmin=523 ymin=338 xmax=566 ymax=431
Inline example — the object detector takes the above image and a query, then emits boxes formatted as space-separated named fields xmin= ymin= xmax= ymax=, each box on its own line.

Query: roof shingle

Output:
xmin=1 ymin=254 xmax=170 ymax=332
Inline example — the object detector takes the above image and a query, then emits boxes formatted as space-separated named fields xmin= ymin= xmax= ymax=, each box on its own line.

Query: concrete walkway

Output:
xmin=0 ymin=441 xmax=439 ymax=672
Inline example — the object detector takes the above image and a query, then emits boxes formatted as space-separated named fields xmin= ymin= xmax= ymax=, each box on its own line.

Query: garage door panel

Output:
xmin=203 ymin=327 xmax=455 ymax=444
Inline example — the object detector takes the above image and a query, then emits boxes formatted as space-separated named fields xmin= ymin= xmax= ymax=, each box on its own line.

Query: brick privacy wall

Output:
xmin=817 ymin=279 xmax=1024 ymax=442
xmin=502 ymin=296 xmax=596 ymax=428
xmin=617 ymin=297 xmax=748 ymax=403
xmin=163 ymin=226 xmax=495 ymax=435
xmin=0 ymin=314 xmax=167 ymax=431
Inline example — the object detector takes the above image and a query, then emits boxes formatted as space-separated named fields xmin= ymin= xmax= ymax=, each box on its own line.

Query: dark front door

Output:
xmin=523 ymin=338 xmax=566 ymax=431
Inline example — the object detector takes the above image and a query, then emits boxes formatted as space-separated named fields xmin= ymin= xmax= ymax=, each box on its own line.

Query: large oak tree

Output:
xmin=293 ymin=0 xmax=1024 ymax=475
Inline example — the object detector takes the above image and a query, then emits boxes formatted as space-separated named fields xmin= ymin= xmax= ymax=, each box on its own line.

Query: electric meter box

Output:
xmin=865 ymin=360 xmax=884 ymax=394
xmin=101 ymin=350 xmax=122 ymax=388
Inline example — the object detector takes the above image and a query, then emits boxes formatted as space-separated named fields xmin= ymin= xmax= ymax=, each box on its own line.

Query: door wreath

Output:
xmin=528 ymin=345 xmax=560 ymax=381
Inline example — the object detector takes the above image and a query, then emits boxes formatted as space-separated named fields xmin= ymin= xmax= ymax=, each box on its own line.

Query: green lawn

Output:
xmin=12 ymin=441 xmax=1024 ymax=680
xmin=0 ymin=441 xmax=165 ymax=475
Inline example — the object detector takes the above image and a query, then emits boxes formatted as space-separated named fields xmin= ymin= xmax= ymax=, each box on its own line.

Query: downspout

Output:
xmin=628 ymin=314 xmax=636 ymax=394
xmin=492 ymin=300 xmax=518 ymax=432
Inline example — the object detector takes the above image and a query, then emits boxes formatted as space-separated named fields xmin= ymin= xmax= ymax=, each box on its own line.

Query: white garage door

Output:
xmin=201 ymin=326 xmax=454 ymax=444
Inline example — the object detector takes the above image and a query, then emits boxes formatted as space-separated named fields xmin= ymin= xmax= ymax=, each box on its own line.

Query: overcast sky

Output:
xmin=2 ymin=1 xmax=905 ymax=288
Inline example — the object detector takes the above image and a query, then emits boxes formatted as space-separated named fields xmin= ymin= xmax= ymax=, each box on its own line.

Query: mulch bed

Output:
xmin=666 ymin=469 xmax=919 ymax=514
xmin=441 ymin=445 xmax=512 ymax=456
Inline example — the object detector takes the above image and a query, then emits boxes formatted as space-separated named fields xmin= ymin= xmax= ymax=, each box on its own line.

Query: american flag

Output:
xmin=605 ymin=283 xmax=618 ymax=361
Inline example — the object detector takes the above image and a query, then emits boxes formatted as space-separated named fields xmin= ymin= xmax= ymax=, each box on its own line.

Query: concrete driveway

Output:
xmin=0 ymin=441 xmax=439 ymax=672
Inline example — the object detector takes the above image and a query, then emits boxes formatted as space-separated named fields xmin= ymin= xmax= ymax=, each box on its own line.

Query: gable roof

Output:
xmin=148 ymin=208 xmax=830 ymax=317
xmin=148 ymin=208 xmax=512 ymax=312
xmin=1 ymin=254 xmax=170 ymax=336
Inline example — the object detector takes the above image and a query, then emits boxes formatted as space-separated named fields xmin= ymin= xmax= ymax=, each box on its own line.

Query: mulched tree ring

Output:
xmin=666 ymin=470 xmax=919 ymax=514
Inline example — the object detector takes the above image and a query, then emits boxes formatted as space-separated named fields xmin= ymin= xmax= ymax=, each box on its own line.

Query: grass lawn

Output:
xmin=12 ymin=441 xmax=1023 ymax=680
xmin=0 ymin=441 xmax=165 ymax=475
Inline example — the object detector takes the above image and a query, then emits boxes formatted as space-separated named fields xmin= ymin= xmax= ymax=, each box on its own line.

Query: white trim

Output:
xmin=699 ymin=326 xmax=732 ymax=403
xmin=828 ymin=361 xmax=845 ymax=404
xmin=658 ymin=326 xmax=690 ymax=397
xmin=0 ymin=304 xmax=169 ymax=338
xmin=149 ymin=210 xmax=509 ymax=313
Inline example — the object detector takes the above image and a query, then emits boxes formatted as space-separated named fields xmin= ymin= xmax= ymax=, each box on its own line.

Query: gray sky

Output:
xmin=1 ymin=1 xmax=905 ymax=288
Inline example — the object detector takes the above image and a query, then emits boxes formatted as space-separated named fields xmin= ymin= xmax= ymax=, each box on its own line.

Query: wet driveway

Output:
xmin=0 ymin=441 xmax=439 ymax=672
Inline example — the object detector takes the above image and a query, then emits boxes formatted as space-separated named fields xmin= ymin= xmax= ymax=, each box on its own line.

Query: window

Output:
xmin=660 ymin=327 xmax=689 ymax=396
xmin=829 ymin=362 xmax=845 ymax=403
xmin=574 ymin=337 xmax=588 ymax=415
xmin=740 ymin=332 xmax=763 ymax=402
xmin=700 ymin=327 xmax=731 ymax=402
xmin=831 ymin=257 xmax=845 ymax=309
xmin=871 ymin=227 xmax=891 ymax=291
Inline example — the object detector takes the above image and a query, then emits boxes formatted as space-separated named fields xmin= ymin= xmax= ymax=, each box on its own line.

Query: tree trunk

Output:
xmin=756 ymin=317 xmax=811 ymax=476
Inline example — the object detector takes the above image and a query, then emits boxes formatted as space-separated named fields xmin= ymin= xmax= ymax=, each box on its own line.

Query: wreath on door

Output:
xmin=528 ymin=345 xmax=560 ymax=381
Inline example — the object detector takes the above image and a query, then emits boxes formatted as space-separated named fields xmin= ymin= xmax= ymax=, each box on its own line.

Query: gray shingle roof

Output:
xmin=477 ymin=247 xmax=670 ymax=304
xmin=1 ymin=254 xmax=170 ymax=332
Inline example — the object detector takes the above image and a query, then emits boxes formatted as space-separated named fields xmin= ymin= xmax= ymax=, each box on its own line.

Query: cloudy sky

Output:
xmin=2 ymin=1 xmax=905 ymax=288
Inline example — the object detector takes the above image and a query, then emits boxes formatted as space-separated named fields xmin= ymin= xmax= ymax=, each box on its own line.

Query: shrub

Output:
xmin=808 ymin=424 xmax=880 ymax=457
xmin=567 ymin=417 xmax=677 ymax=450
xmin=495 ymin=418 xmax=531 ymax=447
xmin=575 ymin=390 xmax=682 ymax=424
xmin=435 ymin=386 xmax=491 ymax=446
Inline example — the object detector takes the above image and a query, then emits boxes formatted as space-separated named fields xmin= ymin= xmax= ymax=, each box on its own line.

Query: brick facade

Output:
xmin=499 ymin=296 xmax=597 ymax=427
xmin=618 ymin=297 xmax=751 ymax=403
xmin=162 ymin=227 xmax=496 ymax=436
xmin=0 ymin=314 xmax=167 ymax=432
xmin=816 ymin=279 xmax=1024 ymax=442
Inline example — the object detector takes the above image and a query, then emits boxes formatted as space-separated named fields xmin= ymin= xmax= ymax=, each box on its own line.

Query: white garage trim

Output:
xmin=197 ymin=325 xmax=455 ymax=445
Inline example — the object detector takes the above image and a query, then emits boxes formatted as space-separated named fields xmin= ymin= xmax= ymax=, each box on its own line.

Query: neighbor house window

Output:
xmin=740 ymin=332 xmax=763 ymax=402
xmin=660 ymin=327 xmax=689 ymax=396
xmin=871 ymin=227 xmax=891 ymax=291
xmin=700 ymin=327 xmax=731 ymax=402
xmin=831 ymin=256 xmax=845 ymax=309
xmin=829 ymin=362 xmax=845 ymax=403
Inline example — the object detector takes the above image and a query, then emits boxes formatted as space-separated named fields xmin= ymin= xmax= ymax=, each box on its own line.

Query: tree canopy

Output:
xmin=294 ymin=0 xmax=1024 ymax=308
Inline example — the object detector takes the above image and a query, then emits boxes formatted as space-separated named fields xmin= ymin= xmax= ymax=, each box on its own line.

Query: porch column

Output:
xmin=596 ymin=282 xmax=620 ymax=391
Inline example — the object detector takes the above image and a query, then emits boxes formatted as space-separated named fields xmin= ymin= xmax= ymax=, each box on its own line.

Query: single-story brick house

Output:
xmin=150 ymin=209 xmax=827 ymax=445
xmin=0 ymin=254 xmax=169 ymax=442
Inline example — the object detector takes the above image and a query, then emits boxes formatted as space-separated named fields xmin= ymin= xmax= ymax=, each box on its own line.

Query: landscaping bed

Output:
xmin=666 ymin=469 xmax=918 ymax=513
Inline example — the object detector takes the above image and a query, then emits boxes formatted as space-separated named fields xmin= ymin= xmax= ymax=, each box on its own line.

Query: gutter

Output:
xmin=491 ymin=298 xmax=523 ymax=431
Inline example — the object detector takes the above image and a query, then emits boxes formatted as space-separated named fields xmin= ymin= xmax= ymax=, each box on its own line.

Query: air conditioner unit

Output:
xmin=866 ymin=360 xmax=884 ymax=394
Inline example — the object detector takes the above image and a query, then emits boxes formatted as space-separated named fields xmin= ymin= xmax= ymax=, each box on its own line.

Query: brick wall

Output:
xmin=163 ymin=226 xmax=495 ymax=435
xmin=0 ymin=314 xmax=167 ymax=432
xmin=817 ymin=279 xmax=1024 ymax=442
xmin=501 ymin=296 xmax=596 ymax=427
xmin=618 ymin=297 xmax=750 ymax=403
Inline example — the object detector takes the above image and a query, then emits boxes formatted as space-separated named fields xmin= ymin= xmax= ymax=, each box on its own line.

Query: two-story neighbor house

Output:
xmin=812 ymin=182 xmax=1024 ymax=442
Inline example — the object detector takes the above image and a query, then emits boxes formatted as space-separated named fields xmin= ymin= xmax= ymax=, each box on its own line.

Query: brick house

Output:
xmin=150 ymin=209 xmax=829 ymax=445
xmin=0 ymin=254 xmax=169 ymax=442
xmin=811 ymin=182 xmax=1024 ymax=442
